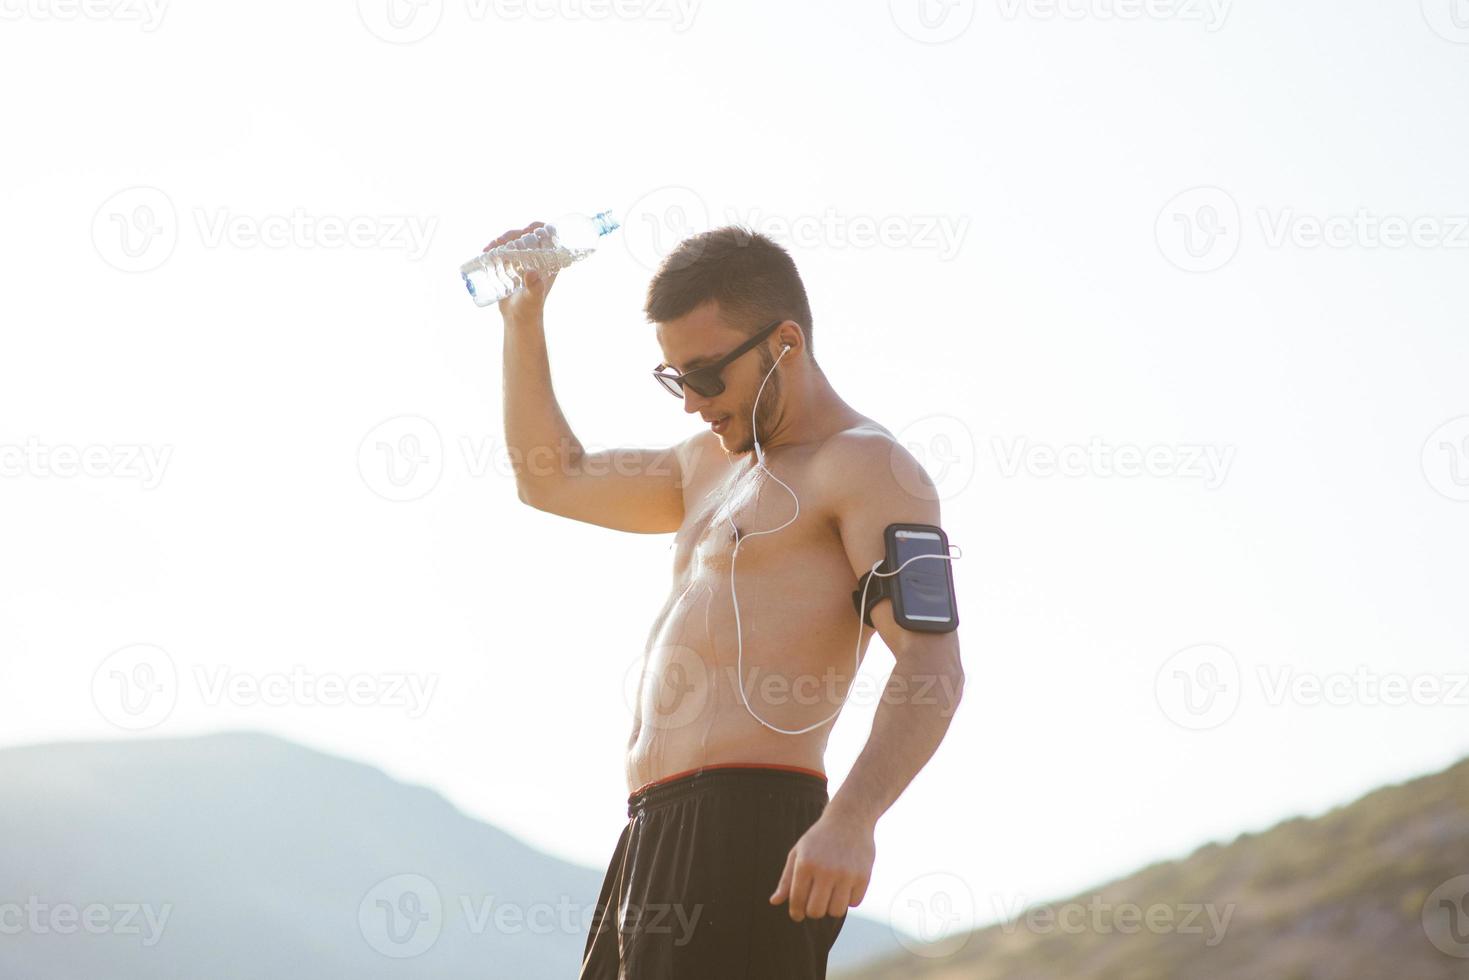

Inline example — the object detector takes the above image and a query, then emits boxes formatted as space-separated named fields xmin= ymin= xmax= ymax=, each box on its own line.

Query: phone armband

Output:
xmin=851 ymin=522 xmax=960 ymax=633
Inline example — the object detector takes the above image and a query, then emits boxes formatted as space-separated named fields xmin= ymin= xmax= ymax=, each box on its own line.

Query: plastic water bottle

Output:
xmin=460 ymin=209 xmax=620 ymax=307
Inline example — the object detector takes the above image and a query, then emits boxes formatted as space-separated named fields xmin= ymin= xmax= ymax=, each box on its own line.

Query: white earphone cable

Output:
xmin=727 ymin=343 xmax=959 ymax=735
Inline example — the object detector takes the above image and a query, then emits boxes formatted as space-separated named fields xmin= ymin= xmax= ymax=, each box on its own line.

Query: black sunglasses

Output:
xmin=652 ymin=320 xmax=784 ymax=398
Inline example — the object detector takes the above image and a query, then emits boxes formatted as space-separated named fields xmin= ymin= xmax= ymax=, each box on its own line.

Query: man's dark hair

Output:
xmin=643 ymin=226 xmax=815 ymax=358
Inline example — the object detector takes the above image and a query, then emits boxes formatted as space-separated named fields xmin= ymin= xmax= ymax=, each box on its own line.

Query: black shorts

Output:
xmin=578 ymin=764 xmax=846 ymax=979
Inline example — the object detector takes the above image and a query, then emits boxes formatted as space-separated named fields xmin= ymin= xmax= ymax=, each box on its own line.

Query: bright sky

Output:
xmin=3 ymin=0 xmax=1468 ymax=945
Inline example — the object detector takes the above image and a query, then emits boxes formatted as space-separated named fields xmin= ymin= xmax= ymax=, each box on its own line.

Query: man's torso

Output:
xmin=625 ymin=422 xmax=884 ymax=792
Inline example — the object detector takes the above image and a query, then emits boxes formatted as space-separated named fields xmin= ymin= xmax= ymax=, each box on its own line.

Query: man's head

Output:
xmin=645 ymin=227 xmax=814 ymax=456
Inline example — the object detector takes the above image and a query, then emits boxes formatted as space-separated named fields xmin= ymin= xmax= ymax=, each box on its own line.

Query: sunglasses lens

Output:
xmin=653 ymin=368 xmax=722 ymax=398
xmin=686 ymin=370 xmax=722 ymax=397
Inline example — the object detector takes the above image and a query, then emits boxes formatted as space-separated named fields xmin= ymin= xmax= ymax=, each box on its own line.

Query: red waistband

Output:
xmin=631 ymin=762 xmax=827 ymax=798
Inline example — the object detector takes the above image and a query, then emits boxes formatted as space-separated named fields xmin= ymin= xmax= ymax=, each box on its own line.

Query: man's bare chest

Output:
xmin=672 ymin=456 xmax=831 ymax=581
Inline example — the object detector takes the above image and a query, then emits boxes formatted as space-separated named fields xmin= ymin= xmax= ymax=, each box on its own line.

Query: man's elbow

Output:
xmin=943 ymin=658 xmax=965 ymax=718
xmin=930 ymin=641 xmax=964 ymax=718
xmin=517 ymin=480 xmax=549 ymax=512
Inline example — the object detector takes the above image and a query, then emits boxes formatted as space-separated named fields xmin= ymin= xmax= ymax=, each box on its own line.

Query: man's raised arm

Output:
xmin=494 ymin=221 xmax=689 ymax=534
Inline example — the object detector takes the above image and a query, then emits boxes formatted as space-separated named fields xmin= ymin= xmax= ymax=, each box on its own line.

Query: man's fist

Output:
xmin=485 ymin=221 xmax=558 ymax=323
xmin=769 ymin=809 xmax=876 ymax=922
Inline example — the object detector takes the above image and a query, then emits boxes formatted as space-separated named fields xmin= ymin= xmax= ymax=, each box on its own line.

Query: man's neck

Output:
xmin=757 ymin=367 xmax=861 ymax=453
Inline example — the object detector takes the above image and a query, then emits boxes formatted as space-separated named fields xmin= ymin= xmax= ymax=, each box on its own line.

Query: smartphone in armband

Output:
xmin=853 ymin=523 xmax=960 ymax=633
xmin=888 ymin=523 xmax=959 ymax=632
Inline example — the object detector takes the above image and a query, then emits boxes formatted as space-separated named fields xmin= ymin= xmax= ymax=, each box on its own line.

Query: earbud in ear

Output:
xmin=782 ymin=344 xmax=792 ymax=352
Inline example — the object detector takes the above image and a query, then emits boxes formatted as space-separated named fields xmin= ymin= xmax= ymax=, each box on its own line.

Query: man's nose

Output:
xmin=682 ymin=389 xmax=711 ymax=414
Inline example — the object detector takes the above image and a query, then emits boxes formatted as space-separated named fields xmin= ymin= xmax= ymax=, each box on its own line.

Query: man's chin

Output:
xmin=716 ymin=428 xmax=754 ymax=456
xmin=719 ymin=435 xmax=753 ymax=456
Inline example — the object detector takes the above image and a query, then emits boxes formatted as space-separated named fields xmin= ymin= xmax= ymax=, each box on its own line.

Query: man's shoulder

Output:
xmin=673 ymin=428 xmax=726 ymax=488
xmin=812 ymin=420 xmax=899 ymax=472
xmin=811 ymin=421 xmax=932 ymax=501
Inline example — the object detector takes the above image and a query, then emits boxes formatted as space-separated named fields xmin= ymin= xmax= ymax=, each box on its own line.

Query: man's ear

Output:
xmin=776 ymin=323 xmax=805 ymax=355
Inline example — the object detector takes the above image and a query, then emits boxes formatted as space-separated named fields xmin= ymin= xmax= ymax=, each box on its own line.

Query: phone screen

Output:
xmin=893 ymin=529 xmax=954 ymax=623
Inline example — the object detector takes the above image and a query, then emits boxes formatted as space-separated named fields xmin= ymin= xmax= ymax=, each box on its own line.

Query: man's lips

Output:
xmin=705 ymin=415 xmax=730 ymax=432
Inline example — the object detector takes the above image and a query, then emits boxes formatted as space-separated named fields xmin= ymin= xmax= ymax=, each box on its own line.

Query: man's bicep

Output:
xmin=830 ymin=436 xmax=944 ymax=631
xmin=527 ymin=440 xmax=688 ymax=533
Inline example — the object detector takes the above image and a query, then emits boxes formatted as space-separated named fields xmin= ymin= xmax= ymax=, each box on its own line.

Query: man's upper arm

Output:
xmin=523 ymin=431 xmax=707 ymax=534
xmin=825 ymin=431 xmax=960 ymax=660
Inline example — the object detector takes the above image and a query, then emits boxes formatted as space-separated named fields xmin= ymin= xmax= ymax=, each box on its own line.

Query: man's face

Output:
xmin=656 ymin=303 xmax=782 ymax=457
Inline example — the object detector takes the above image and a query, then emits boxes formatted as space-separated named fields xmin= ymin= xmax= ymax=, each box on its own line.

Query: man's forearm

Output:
xmin=825 ymin=645 xmax=965 ymax=827
xmin=502 ymin=312 xmax=581 ymax=501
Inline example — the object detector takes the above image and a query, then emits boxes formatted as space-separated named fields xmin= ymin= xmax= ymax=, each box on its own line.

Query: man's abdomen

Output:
xmin=625 ymin=559 xmax=864 ymax=793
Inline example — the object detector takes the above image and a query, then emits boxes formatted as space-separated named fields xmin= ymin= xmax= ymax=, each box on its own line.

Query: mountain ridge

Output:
xmin=0 ymin=729 xmax=905 ymax=978
xmin=837 ymin=754 xmax=1469 ymax=979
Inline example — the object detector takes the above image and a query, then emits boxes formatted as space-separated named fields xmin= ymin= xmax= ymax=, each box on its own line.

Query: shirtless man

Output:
xmin=492 ymin=222 xmax=965 ymax=979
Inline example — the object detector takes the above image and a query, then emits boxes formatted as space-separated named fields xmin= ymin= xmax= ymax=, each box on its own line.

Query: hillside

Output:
xmin=0 ymin=731 xmax=903 ymax=978
xmin=839 ymin=757 xmax=1469 ymax=979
